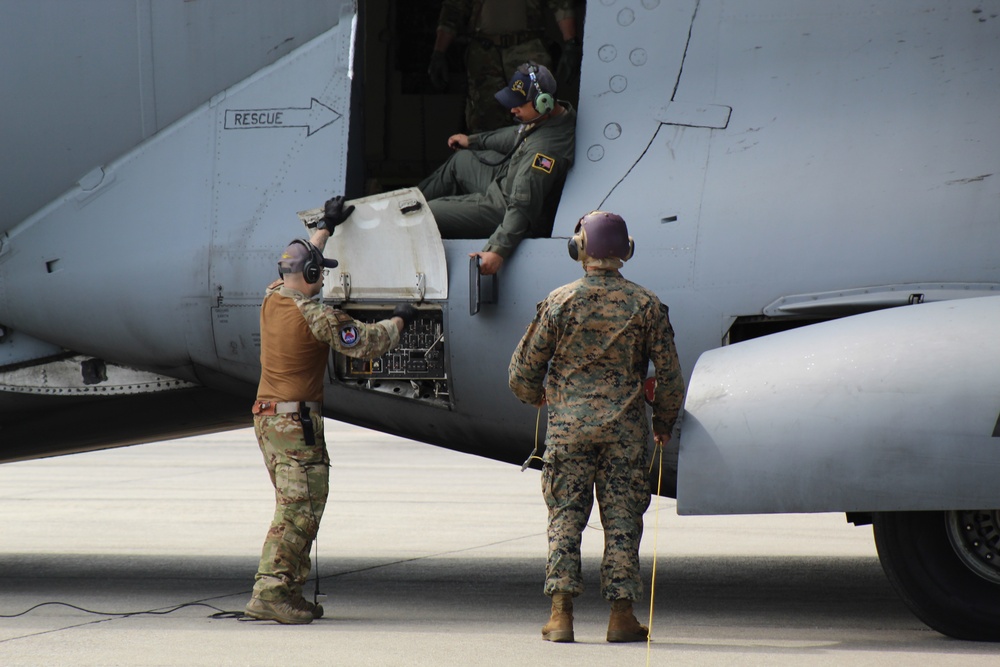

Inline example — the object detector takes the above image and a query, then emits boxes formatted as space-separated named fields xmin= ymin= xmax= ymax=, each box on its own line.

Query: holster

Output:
xmin=298 ymin=402 xmax=317 ymax=448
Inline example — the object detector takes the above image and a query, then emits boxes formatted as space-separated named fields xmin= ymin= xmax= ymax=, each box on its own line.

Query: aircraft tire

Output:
xmin=873 ymin=510 xmax=1000 ymax=642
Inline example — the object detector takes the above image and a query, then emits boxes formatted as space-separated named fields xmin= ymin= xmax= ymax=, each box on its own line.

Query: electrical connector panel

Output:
xmin=335 ymin=306 xmax=445 ymax=380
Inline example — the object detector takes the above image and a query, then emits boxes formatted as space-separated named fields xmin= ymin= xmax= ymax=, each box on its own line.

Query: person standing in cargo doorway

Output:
xmin=427 ymin=0 xmax=580 ymax=133
xmin=244 ymin=195 xmax=418 ymax=625
xmin=508 ymin=211 xmax=685 ymax=643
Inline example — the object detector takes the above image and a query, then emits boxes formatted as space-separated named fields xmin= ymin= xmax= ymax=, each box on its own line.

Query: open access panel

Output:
xmin=298 ymin=188 xmax=450 ymax=408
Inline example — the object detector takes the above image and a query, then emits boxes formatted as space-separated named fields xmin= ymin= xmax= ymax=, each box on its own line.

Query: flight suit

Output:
xmin=251 ymin=281 xmax=399 ymax=603
xmin=437 ymin=0 xmax=577 ymax=132
xmin=419 ymin=103 xmax=576 ymax=260
xmin=508 ymin=268 xmax=685 ymax=601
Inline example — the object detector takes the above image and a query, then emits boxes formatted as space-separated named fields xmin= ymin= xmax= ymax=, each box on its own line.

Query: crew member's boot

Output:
xmin=244 ymin=596 xmax=314 ymax=625
xmin=290 ymin=591 xmax=325 ymax=619
xmin=606 ymin=598 xmax=648 ymax=642
xmin=541 ymin=593 xmax=575 ymax=642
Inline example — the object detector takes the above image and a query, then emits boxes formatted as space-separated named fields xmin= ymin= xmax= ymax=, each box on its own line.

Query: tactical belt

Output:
xmin=474 ymin=30 xmax=544 ymax=49
xmin=252 ymin=400 xmax=321 ymax=416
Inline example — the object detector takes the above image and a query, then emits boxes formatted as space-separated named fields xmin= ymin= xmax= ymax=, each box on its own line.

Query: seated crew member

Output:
xmin=419 ymin=62 xmax=576 ymax=276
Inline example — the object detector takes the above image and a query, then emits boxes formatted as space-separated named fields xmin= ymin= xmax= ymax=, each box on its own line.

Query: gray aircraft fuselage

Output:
xmin=1 ymin=0 xmax=999 ymax=642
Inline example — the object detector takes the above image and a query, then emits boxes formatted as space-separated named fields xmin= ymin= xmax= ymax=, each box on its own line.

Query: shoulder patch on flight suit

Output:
xmin=339 ymin=324 xmax=360 ymax=347
xmin=532 ymin=153 xmax=555 ymax=174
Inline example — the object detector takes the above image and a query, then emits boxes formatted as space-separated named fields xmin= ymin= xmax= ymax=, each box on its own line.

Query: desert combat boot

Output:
xmin=541 ymin=592 xmax=574 ymax=642
xmin=244 ymin=596 xmax=314 ymax=625
xmin=290 ymin=590 xmax=325 ymax=619
xmin=606 ymin=599 xmax=648 ymax=642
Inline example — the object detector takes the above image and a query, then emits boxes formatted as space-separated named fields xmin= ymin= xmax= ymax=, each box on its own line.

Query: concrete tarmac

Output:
xmin=1 ymin=421 xmax=997 ymax=666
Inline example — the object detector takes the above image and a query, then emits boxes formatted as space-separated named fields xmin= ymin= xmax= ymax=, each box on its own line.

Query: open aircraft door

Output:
xmin=298 ymin=188 xmax=451 ymax=408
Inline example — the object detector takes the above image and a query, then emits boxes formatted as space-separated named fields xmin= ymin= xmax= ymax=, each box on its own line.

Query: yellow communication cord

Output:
xmin=525 ymin=405 xmax=664 ymax=663
xmin=646 ymin=440 xmax=665 ymax=664
xmin=520 ymin=406 xmax=545 ymax=471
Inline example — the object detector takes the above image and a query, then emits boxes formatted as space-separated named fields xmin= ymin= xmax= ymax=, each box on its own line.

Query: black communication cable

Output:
xmin=0 ymin=532 xmax=547 ymax=625
xmin=0 ymin=601 xmax=242 ymax=620
xmin=471 ymin=124 xmax=530 ymax=166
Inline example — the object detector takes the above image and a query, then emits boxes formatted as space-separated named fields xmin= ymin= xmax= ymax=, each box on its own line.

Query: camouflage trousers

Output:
xmin=541 ymin=437 xmax=652 ymax=601
xmin=252 ymin=412 xmax=329 ymax=601
xmin=465 ymin=37 xmax=552 ymax=133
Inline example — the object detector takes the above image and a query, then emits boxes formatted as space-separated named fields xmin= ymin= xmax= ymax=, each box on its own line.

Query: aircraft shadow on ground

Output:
xmin=0 ymin=552 xmax=912 ymax=628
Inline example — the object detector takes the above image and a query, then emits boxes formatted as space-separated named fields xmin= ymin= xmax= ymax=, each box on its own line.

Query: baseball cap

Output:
xmin=494 ymin=63 xmax=557 ymax=109
xmin=277 ymin=240 xmax=338 ymax=275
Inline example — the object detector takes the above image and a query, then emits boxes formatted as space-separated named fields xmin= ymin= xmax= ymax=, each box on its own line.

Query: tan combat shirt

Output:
xmin=256 ymin=281 xmax=399 ymax=404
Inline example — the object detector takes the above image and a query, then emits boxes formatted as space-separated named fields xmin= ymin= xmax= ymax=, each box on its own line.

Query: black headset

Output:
xmin=279 ymin=239 xmax=325 ymax=284
xmin=567 ymin=229 xmax=584 ymax=261
xmin=526 ymin=65 xmax=555 ymax=116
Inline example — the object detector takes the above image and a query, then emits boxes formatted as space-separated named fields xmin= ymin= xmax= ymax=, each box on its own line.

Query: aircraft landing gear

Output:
xmin=873 ymin=510 xmax=1000 ymax=641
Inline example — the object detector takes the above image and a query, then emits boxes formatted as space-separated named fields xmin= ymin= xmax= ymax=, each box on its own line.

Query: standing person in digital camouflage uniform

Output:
xmin=245 ymin=196 xmax=418 ymax=625
xmin=428 ymin=0 xmax=580 ymax=133
xmin=420 ymin=62 xmax=575 ymax=276
xmin=508 ymin=211 xmax=685 ymax=643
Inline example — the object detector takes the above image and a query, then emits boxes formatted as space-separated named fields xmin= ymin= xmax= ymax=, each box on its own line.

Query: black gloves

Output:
xmin=316 ymin=195 xmax=355 ymax=232
xmin=392 ymin=304 xmax=418 ymax=329
xmin=556 ymin=38 xmax=581 ymax=87
xmin=428 ymin=50 xmax=449 ymax=92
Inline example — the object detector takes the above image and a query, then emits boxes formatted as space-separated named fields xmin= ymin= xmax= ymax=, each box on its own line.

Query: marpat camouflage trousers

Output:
xmin=252 ymin=412 xmax=329 ymax=601
xmin=541 ymin=437 xmax=651 ymax=601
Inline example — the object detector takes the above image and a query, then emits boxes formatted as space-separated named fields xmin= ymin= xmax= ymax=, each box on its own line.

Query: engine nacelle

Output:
xmin=678 ymin=295 xmax=1000 ymax=515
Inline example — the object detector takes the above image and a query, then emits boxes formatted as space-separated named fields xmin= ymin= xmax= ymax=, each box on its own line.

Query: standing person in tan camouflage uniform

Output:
xmin=508 ymin=211 xmax=685 ymax=643
xmin=244 ymin=196 xmax=417 ymax=625
xmin=428 ymin=0 xmax=580 ymax=133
